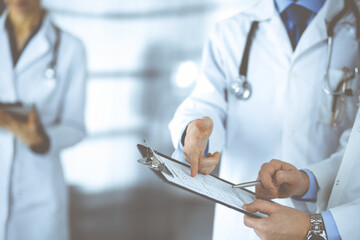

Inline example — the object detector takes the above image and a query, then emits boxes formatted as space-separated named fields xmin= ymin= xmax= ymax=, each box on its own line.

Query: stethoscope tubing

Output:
xmin=322 ymin=0 xmax=360 ymax=96
xmin=231 ymin=0 xmax=360 ymax=100
xmin=44 ymin=25 xmax=61 ymax=81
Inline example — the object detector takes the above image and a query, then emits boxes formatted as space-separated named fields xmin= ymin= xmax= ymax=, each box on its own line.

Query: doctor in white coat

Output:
xmin=0 ymin=0 xmax=86 ymax=239
xmin=244 ymin=108 xmax=360 ymax=239
xmin=169 ymin=0 xmax=360 ymax=239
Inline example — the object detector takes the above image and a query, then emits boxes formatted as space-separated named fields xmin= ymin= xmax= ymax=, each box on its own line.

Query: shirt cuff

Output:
xmin=293 ymin=169 xmax=318 ymax=201
xmin=204 ymin=141 xmax=209 ymax=156
xmin=321 ymin=211 xmax=341 ymax=240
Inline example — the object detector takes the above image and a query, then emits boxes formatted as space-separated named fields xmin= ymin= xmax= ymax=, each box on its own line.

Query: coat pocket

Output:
xmin=317 ymin=69 xmax=346 ymax=126
xmin=317 ymin=68 xmax=359 ymax=127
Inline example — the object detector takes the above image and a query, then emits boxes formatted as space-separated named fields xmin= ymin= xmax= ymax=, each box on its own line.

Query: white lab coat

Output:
xmin=306 ymin=108 xmax=360 ymax=240
xmin=0 ymin=12 xmax=86 ymax=240
xmin=168 ymin=0 xmax=360 ymax=239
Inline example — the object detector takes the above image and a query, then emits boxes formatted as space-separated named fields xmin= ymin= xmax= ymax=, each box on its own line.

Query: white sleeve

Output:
xmin=330 ymin=197 xmax=360 ymax=240
xmin=169 ymin=24 xmax=227 ymax=155
xmin=45 ymin=41 xmax=87 ymax=154
xmin=308 ymin=105 xmax=360 ymax=211
xmin=305 ymin=146 xmax=345 ymax=211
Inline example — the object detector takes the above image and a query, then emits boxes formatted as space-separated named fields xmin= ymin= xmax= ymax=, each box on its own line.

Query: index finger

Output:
xmin=190 ymin=155 xmax=199 ymax=177
xmin=183 ymin=146 xmax=200 ymax=177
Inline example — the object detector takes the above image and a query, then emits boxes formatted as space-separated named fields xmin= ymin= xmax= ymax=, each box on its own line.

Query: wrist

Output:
xmin=295 ymin=170 xmax=310 ymax=198
xmin=302 ymin=213 xmax=311 ymax=240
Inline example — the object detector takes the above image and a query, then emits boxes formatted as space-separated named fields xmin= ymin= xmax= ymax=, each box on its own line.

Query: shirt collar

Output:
xmin=275 ymin=0 xmax=326 ymax=14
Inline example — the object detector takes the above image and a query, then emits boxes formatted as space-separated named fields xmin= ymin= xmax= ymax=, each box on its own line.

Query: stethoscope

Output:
xmin=43 ymin=26 xmax=61 ymax=83
xmin=230 ymin=0 xmax=360 ymax=100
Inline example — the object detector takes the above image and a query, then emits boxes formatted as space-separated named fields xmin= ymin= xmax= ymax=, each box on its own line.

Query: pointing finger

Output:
xmin=184 ymin=148 xmax=200 ymax=177
xmin=190 ymin=157 xmax=199 ymax=177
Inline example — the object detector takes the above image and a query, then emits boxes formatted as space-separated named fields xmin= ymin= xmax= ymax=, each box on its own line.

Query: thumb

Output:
xmin=212 ymin=152 xmax=220 ymax=162
xmin=244 ymin=200 xmax=278 ymax=215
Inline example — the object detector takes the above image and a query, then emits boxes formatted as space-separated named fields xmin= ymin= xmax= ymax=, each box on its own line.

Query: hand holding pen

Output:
xmin=233 ymin=159 xmax=310 ymax=200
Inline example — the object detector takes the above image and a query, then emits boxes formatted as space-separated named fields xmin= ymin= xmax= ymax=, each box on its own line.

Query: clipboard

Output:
xmin=137 ymin=142 xmax=267 ymax=218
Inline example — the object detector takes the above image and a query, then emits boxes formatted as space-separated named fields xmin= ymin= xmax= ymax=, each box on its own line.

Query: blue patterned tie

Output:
xmin=282 ymin=4 xmax=313 ymax=50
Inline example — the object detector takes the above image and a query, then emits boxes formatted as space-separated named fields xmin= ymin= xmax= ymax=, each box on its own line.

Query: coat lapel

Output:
xmin=0 ymin=11 xmax=17 ymax=102
xmin=265 ymin=10 xmax=293 ymax=61
xmin=292 ymin=0 xmax=345 ymax=61
xmin=15 ymin=15 xmax=52 ymax=74
xmin=242 ymin=0 xmax=277 ymax=21
xmin=250 ymin=0 xmax=293 ymax=60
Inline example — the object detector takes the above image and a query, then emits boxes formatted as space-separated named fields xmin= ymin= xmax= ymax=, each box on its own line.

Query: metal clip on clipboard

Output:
xmin=137 ymin=140 xmax=173 ymax=177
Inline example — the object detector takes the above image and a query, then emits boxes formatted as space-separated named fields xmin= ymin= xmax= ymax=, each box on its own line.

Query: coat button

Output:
xmin=336 ymin=180 xmax=340 ymax=186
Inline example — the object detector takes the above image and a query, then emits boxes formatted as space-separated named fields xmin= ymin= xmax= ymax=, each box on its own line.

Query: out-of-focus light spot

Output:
xmin=173 ymin=61 xmax=198 ymax=88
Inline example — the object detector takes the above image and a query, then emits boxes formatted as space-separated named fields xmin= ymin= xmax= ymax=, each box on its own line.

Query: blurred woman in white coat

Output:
xmin=0 ymin=0 xmax=87 ymax=239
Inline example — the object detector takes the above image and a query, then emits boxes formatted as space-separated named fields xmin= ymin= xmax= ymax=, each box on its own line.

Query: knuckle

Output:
xmin=276 ymin=171 xmax=286 ymax=183
xmin=260 ymin=163 xmax=268 ymax=169
xmin=194 ymin=118 xmax=202 ymax=127
xmin=270 ymin=159 xmax=278 ymax=163
xmin=269 ymin=159 xmax=280 ymax=166
xmin=260 ymin=165 xmax=269 ymax=175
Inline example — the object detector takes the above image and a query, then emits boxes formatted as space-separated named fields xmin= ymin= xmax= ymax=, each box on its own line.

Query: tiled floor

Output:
xmin=69 ymin=183 xmax=215 ymax=240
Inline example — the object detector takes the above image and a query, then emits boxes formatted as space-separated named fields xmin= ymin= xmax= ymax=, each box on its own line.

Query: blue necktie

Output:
xmin=282 ymin=4 xmax=313 ymax=50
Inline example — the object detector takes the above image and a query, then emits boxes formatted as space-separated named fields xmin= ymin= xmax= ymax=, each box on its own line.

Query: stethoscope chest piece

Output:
xmin=42 ymin=25 xmax=61 ymax=87
xmin=44 ymin=67 xmax=57 ymax=87
xmin=231 ymin=75 xmax=252 ymax=100
xmin=45 ymin=67 xmax=56 ymax=79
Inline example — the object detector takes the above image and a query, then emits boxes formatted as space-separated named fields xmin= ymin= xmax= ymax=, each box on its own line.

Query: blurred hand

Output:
xmin=256 ymin=159 xmax=309 ymax=199
xmin=183 ymin=116 xmax=220 ymax=177
xmin=244 ymin=200 xmax=310 ymax=240
xmin=0 ymin=110 xmax=44 ymax=147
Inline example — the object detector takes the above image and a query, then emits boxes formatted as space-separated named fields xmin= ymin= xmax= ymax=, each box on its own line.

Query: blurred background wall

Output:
xmin=37 ymin=0 xmax=252 ymax=239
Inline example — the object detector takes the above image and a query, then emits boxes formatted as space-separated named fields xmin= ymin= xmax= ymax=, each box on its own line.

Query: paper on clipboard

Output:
xmin=137 ymin=144 xmax=267 ymax=218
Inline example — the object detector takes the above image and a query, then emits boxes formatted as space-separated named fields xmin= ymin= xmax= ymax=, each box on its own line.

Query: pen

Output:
xmin=232 ymin=180 xmax=262 ymax=188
